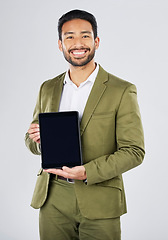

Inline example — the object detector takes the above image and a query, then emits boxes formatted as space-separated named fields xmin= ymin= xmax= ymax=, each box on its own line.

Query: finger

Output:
xmin=28 ymin=127 xmax=40 ymax=134
xmin=33 ymin=135 xmax=40 ymax=142
xmin=62 ymin=166 xmax=72 ymax=172
xmin=30 ymin=123 xmax=39 ymax=128
xmin=43 ymin=168 xmax=65 ymax=174
xmin=29 ymin=131 xmax=40 ymax=139
xmin=28 ymin=123 xmax=39 ymax=131
xmin=29 ymin=132 xmax=40 ymax=143
xmin=44 ymin=168 xmax=69 ymax=178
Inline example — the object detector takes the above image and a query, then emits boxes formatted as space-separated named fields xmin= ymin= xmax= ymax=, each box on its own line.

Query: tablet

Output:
xmin=39 ymin=111 xmax=82 ymax=169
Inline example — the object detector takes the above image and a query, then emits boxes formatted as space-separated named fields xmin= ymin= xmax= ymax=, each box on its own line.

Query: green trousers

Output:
xmin=39 ymin=178 xmax=121 ymax=240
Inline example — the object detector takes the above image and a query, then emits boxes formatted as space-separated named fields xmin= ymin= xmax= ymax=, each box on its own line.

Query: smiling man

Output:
xmin=25 ymin=9 xmax=145 ymax=240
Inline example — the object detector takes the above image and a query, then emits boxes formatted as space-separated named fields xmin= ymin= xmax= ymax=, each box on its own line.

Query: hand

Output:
xmin=44 ymin=166 xmax=87 ymax=180
xmin=28 ymin=123 xmax=40 ymax=143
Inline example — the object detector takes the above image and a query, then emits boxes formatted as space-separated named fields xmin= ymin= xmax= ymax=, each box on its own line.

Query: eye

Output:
xmin=82 ymin=35 xmax=90 ymax=38
xmin=66 ymin=36 xmax=73 ymax=39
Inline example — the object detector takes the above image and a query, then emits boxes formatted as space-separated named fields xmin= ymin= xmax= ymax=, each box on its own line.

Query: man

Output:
xmin=25 ymin=9 xmax=145 ymax=240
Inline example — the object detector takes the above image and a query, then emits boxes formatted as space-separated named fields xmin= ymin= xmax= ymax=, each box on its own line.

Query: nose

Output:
xmin=73 ymin=37 xmax=84 ymax=47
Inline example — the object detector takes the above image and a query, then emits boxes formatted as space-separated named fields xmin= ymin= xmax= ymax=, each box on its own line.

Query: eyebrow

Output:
xmin=81 ymin=31 xmax=92 ymax=34
xmin=64 ymin=31 xmax=92 ymax=36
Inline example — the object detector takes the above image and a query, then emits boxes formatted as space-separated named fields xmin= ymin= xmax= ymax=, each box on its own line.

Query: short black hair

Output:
xmin=58 ymin=9 xmax=98 ymax=40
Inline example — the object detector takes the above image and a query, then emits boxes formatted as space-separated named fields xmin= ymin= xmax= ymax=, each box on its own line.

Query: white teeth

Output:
xmin=72 ymin=51 xmax=85 ymax=55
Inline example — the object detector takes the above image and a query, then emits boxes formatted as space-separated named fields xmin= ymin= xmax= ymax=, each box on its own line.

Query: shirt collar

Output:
xmin=63 ymin=63 xmax=99 ymax=86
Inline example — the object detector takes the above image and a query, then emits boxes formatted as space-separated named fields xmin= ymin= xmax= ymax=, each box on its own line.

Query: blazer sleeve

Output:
xmin=24 ymin=83 xmax=44 ymax=155
xmin=84 ymin=84 xmax=145 ymax=185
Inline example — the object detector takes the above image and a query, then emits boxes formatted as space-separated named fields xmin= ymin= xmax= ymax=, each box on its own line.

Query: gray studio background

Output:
xmin=0 ymin=0 xmax=168 ymax=239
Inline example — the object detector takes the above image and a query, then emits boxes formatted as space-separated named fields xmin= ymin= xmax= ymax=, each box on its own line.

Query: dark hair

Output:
xmin=58 ymin=9 xmax=98 ymax=40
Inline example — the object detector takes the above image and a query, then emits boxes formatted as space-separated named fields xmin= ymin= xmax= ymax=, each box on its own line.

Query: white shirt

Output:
xmin=59 ymin=64 xmax=99 ymax=121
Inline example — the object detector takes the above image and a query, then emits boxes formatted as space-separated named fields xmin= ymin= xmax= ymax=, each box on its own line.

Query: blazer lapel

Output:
xmin=80 ymin=65 xmax=108 ymax=135
xmin=50 ymin=73 xmax=65 ymax=112
xmin=49 ymin=66 xmax=108 ymax=135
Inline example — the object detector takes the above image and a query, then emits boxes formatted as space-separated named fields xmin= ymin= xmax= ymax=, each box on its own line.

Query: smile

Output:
xmin=72 ymin=51 xmax=86 ymax=55
xmin=69 ymin=49 xmax=89 ymax=58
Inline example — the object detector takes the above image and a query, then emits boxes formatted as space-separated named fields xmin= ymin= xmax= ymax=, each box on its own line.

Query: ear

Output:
xmin=58 ymin=40 xmax=63 ymax=52
xmin=94 ymin=37 xmax=100 ymax=50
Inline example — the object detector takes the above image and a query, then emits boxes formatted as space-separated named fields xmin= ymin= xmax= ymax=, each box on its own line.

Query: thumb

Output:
xmin=62 ymin=166 xmax=70 ymax=171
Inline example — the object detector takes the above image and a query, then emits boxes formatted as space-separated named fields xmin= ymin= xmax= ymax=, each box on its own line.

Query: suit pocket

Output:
xmin=95 ymin=177 xmax=124 ymax=207
xmin=96 ymin=176 xmax=122 ymax=191
xmin=92 ymin=112 xmax=114 ymax=119
xmin=30 ymin=168 xmax=50 ymax=209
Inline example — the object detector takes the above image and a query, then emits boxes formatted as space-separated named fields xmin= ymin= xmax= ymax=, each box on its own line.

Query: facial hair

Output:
xmin=62 ymin=47 xmax=96 ymax=67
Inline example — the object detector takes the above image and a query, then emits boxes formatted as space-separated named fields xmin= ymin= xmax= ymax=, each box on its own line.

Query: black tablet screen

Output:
xmin=39 ymin=111 xmax=82 ymax=169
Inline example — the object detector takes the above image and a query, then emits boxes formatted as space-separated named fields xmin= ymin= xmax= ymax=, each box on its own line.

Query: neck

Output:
xmin=68 ymin=60 xmax=96 ymax=87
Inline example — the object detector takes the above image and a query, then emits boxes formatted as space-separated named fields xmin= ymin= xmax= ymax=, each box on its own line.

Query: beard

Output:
xmin=62 ymin=47 xmax=96 ymax=67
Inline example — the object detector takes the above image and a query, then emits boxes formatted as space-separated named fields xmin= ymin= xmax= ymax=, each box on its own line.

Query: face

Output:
xmin=58 ymin=19 xmax=100 ymax=67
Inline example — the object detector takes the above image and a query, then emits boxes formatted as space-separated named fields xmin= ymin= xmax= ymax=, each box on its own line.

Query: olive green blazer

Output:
xmin=25 ymin=65 xmax=145 ymax=219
